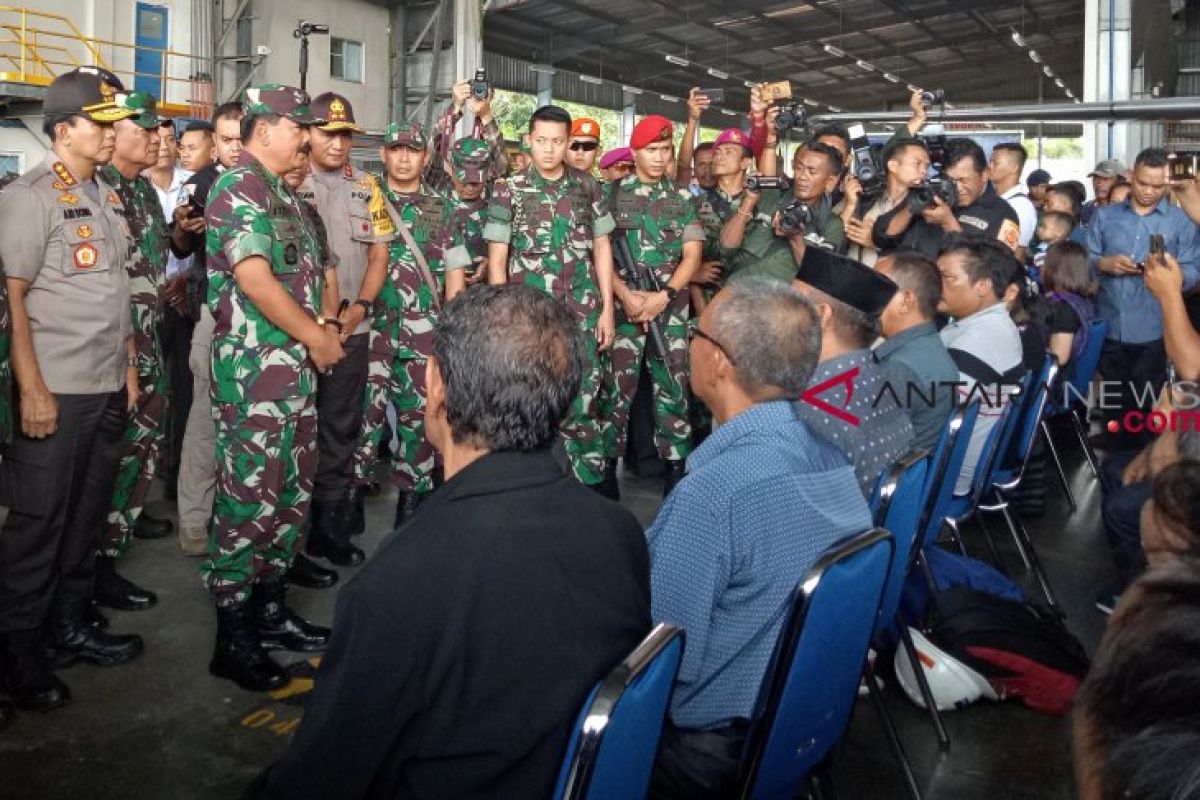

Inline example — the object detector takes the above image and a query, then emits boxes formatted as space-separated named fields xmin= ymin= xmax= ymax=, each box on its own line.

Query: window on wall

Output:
xmin=330 ymin=37 xmax=364 ymax=83
xmin=0 ymin=151 xmax=23 ymax=177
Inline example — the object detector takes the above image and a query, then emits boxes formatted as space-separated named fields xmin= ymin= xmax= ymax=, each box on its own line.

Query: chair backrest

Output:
xmin=870 ymin=451 xmax=930 ymax=638
xmin=995 ymin=355 xmax=1060 ymax=487
xmin=920 ymin=400 xmax=982 ymax=549
xmin=1060 ymin=319 xmax=1108 ymax=411
xmin=553 ymin=623 xmax=685 ymax=800
xmin=737 ymin=529 xmax=894 ymax=800
xmin=967 ymin=371 xmax=1031 ymax=504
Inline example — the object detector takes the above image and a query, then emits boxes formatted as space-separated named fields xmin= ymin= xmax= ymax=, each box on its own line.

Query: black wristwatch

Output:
xmin=355 ymin=299 xmax=372 ymax=315
xmin=663 ymin=286 xmax=679 ymax=303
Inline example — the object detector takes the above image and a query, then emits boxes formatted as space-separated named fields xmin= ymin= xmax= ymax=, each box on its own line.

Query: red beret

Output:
xmin=630 ymin=115 xmax=674 ymax=150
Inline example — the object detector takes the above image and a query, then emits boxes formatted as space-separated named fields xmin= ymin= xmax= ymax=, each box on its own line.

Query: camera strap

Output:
xmin=383 ymin=198 xmax=443 ymax=312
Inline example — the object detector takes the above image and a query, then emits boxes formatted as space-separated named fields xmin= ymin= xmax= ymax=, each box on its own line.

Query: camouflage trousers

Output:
xmin=201 ymin=396 xmax=317 ymax=606
xmin=600 ymin=309 xmax=693 ymax=462
xmin=99 ymin=364 xmax=168 ymax=558
xmin=354 ymin=328 xmax=438 ymax=494
xmin=559 ymin=316 xmax=606 ymax=486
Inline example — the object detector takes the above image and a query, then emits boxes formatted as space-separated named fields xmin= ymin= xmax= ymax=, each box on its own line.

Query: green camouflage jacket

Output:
xmin=606 ymin=175 xmax=705 ymax=286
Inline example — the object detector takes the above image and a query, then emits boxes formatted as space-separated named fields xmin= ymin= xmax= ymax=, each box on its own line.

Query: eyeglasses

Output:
xmin=689 ymin=326 xmax=736 ymax=364
xmin=569 ymin=140 xmax=599 ymax=152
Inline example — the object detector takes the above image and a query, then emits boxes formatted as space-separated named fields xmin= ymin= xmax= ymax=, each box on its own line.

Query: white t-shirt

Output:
xmin=149 ymin=166 xmax=194 ymax=278
xmin=1000 ymin=184 xmax=1038 ymax=249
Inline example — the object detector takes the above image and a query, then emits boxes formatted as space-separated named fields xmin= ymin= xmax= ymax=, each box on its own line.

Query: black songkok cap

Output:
xmin=794 ymin=247 xmax=898 ymax=315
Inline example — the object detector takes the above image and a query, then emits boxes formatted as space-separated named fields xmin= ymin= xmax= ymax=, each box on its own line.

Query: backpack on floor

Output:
xmin=926 ymin=586 xmax=1090 ymax=716
xmin=898 ymin=547 xmax=1027 ymax=630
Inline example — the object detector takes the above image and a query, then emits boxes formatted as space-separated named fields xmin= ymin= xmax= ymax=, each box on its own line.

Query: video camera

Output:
xmin=470 ymin=68 xmax=490 ymax=101
xmin=920 ymin=88 xmax=946 ymax=108
xmin=777 ymin=198 xmax=815 ymax=235
xmin=847 ymin=124 xmax=882 ymax=195
xmin=745 ymin=175 xmax=791 ymax=192
xmin=907 ymin=176 xmax=957 ymax=214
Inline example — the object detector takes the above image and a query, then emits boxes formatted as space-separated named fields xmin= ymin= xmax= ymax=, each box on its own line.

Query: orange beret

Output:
xmin=630 ymin=115 xmax=674 ymax=150
xmin=571 ymin=117 xmax=600 ymax=139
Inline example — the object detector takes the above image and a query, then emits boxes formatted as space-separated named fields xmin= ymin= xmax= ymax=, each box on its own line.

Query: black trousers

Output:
xmin=0 ymin=391 xmax=126 ymax=633
xmin=314 ymin=332 xmax=369 ymax=503
xmin=648 ymin=719 xmax=748 ymax=800
xmin=1100 ymin=450 xmax=1151 ymax=590
xmin=1098 ymin=338 xmax=1168 ymax=452
xmin=158 ymin=305 xmax=195 ymax=482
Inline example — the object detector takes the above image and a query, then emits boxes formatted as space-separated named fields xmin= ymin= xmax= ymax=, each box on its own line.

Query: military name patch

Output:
xmin=62 ymin=208 xmax=93 ymax=220
xmin=74 ymin=243 xmax=99 ymax=269
xmin=77 ymin=224 xmax=94 ymax=238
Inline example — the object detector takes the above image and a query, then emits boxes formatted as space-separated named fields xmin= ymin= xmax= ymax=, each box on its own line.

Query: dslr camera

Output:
xmin=847 ymin=124 xmax=882 ymax=195
xmin=907 ymin=176 xmax=957 ymax=214
xmin=777 ymin=197 xmax=815 ymax=235
xmin=920 ymin=88 xmax=946 ymax=108
xmin=745 ymin=175 xmax=791 ymax=192
xmin=775 ymin=101 xmax=806 ymax=134
xmin=470 ymin=68 xmax=490 ymax=101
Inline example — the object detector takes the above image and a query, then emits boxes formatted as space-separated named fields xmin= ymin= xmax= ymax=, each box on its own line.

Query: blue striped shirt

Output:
xmin=647 ymin=400 xmax=873 ymax=729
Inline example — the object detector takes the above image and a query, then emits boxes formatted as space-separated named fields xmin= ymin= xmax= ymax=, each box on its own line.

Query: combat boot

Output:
xmin=590 ymin=458 xmax=621 ymax=501
xmin=94 ymin=555 xmax=158 ymax=611
xmin=132 ymin=511 xmax=174 ymax=540
xmin=0 ymin=630 xmax=70 ymax=712
xmin=285 ymin=553 xmax=338 ymax=590
xmin=345 ymin=485 xmax=367 ymax=538
xmin=305 ymin=498 xmax=364 ymax=567
xmin=47 ymin=602 xmax=143 ymax=669
xmin=392 ymin=491 xmax=427 ymax=530
xmin=254 ymin=576 xmax=330 ymax=653
xmin=662 ymin=459 xmax=687 ymax=498
xmin=208 ymin=602 xmax=290 ymax=692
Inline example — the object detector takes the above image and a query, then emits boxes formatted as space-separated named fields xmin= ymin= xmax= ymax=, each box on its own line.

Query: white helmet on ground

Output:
xmin=894 ymin=628 xmax=998 ymax=711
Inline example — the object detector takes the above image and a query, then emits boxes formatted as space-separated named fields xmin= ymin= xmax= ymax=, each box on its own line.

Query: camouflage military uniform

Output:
xmin=0 ymin=177 xmax=12 ymax=447
xmin=447 ymin=138 xmax=492 ymax=280
xmin=201 ymin=149 xmax=325 ymax=605
xmin=354 ymin=176 xmax=469 ymax=495
xmin=601 ymin=175 xmax=705 ymax=462
xmin=98 ymin=102 xmax=171 ymax=559
xmin=696 ymin=185 xmax=745 ymax=275
xmin=484 ymin=165 xmax=615 ymax=485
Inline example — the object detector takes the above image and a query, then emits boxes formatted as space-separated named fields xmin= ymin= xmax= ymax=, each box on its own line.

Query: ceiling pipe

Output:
xmin=808 ymin=97 xmax=1200 ymax=125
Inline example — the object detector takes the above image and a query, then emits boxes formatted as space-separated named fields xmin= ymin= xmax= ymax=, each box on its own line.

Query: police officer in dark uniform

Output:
xmin=0 ymin=68 xmax=145 ymax=717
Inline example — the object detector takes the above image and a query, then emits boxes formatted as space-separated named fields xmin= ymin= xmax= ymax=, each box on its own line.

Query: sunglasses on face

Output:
xmin=570 ymin=140 xmax=599 ymax=152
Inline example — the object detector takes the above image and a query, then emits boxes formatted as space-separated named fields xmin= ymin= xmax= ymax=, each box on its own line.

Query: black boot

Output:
xmin=0 ymin=696 xmax=13 ymax=731
xmin=132 ymin=512 xmax=174 ymax=540
xmin=590 ymin=458 xmax=621 ymax=501
xmin=47 ymin=603 xmax=143 ymax=668
xmin=94 ymin=556 xmax=158 ymax=611
xmin=346 ymin=485 xmax=366 ymax=538
xmin=392 ymin=491 xmax=426 ymax=530
xmin=0 ymin=630 xmax=70 ymax=712
xmin=305 ymin=499 xmax=364 ymax=567
xmin=254 ymin=577 xmax=330 ymax=653
xmin=83 ymin=600 xmax=109 ymax=629
xmin=285 ymin=553 xmax=338 ymax=590
xmin=208 ymin=602 xmax=290 ymax=692
xmin=662 ymin=459 xmax=687 ymax=498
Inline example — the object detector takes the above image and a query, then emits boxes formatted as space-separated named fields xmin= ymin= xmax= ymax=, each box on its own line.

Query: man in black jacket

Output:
xmin=872 ymin=137 xmax=1020 ymax=260
xmin=251 ymin=284 xmax=651 ymax=799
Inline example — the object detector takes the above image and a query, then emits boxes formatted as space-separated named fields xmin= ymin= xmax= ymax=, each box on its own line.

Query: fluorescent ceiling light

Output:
xmin=882 ymin=72 xmax=900 ymax=83
xmin=855 ymin=60 xmax=875 ymax=72
xmin=1011 ymin=31 xmax=1026 ymax=47
xmin=802 ymin=97 xmax=819 ymax=106
xmin=660 ymin=94 xmax=681 ymax=102
xmin=1029 ymin=50 xmax=1041 ymax=63
xmin=1054 ymin=78 xmax=1064 ymax=88
xmin=621 ymin=85 xmax=643 ymax=95
xmin=707 ymin=67 xmax=729 ymax=79
xmin=823 ymin=44 xmax=846 ymax=58
xmin=827 ymin=105 xmax=842 ymax=112
xmin=579 ymin=74 xmax=603 ymax=85
xmin=721 ymin=109 xmax=738 ymax=116
xmin=664 ymin=54 xmax=689 ymax=67
xmin=1043 ymin=65 xmax=1054 ymax=78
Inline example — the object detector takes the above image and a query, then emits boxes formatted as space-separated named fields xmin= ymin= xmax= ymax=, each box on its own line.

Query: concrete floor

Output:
xmin=0 ymin=429 xmax=1111 ymax=800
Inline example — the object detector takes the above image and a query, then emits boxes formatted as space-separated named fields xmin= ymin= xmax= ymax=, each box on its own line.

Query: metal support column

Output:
xmin=424 ymin=0 xmax=448 ymax=131
xmin=537 ymin=65 xmax=553 ymax=107
xmin=391 ymin=2 xmax=408 ymax=123
xmin=621 ymin=91 xmax=637 ymax=142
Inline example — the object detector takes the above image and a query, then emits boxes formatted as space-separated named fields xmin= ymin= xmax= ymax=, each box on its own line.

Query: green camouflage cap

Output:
xmin=241 ymin=84 xmax=318 ymax=124
xmin=117 ymin=90 xmax=161 ymax=129
xmin=448 ymin=137 xmax=490 ymax=183
xmin=383 ymin=121 xmax=427 ymax=150
xmin=519 ymin=139 xmax=532 ymax=154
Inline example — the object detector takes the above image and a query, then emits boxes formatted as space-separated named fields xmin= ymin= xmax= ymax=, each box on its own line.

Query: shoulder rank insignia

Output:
xmin=52 ymin=162 xmax=77 ymax=187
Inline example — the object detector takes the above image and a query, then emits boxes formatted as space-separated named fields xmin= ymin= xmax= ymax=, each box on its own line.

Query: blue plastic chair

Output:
xmin=918 ymin=400 xmax=982 ymax=557
xmin=553 ymin=623 xmax=684 ymax=800
xmin=867 ymin=452 xmax=931 ymax=800
xmin=1041 ymin=319 xmax=1109 ymax=510
xmin=981 ymin=355 xmax=1062 ymax=610
xmin=736 ymin=529 xmax=894 ymax=800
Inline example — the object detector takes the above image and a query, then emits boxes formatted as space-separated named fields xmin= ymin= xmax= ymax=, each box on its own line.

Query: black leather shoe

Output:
xmin=0 ymin=631 xmax=70 ymax=712
xmin=132 ymin=512 xmax=174 ymax=540
xmin=49 ymin=622 xmax=143 ymax=668
xmin=662 ymin=459 xmax=687 ymax=498
xmin=392 ymin=491 xmax=428 ymax=530
xmin=346 ymin=485 xmax=366 ymax=538
xmin=590 ymin=458 xmax=621 ymax=501
xmin=254 ymin=578 xmax=330 ymax=654
xmin=94 ymin=556 xmax=158 ymax=611
xmin=0 ymin=697 xmax=14 ymax=731
xmin=285 ymin=553 xmax=338 ymax=590
xmin=209 ymin=602 xmax=290 ymax=692
xmin=83 ymin=601 xmax=109 ymax=629
xmin=306 ymin=500 xmax=364 ymax=567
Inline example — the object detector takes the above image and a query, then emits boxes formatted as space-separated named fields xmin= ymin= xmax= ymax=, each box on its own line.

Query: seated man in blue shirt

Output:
xmin=1087 ymin=147 xmax=1200 ymax=451
xmin=648 ymin=277 xmax=873 ymax=800
xmin=792 ymin=247 xmax=914 ymax=497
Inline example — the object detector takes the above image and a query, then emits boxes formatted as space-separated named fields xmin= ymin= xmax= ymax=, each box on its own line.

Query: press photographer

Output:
xmin=718 ymin=133 xmax=846 ymax=284
xmin=841 ymin=137 xmax=930 ymax=266
xmin=872 ymin=137 xmax=1020 ymax=259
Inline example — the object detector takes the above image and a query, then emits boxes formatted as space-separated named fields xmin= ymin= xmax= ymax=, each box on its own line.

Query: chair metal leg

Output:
xmin=917 ymin=550 xmax=937 ymax=597
xmin=1001 ymin=503 xmax=1060 ymax=612
xmin=899 ymin=623 xmax=951 ymax=750
xmin=865 ymin=659 xmax=923 ymax=800
xmin=945 ymin=517 xmax=969 ymax=557
xmin=992 ymin=489 xmax=1033 ymax=570
xmin=1071 ymin=406 xmax=1101 ymax=479
xmin=974 ymin=511 xmax=1008 ymax=575
xmin=1041 ymin=420 xmax=1078 ymax=512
